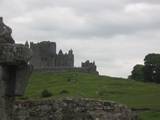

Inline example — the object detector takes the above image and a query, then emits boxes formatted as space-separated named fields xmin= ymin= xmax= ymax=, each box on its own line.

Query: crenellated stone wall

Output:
xmin=14 ymin=98 xmax=137 ymax=120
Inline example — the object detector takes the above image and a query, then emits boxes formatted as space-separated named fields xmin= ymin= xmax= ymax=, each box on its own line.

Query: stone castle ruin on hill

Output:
xmin=25 ymin=41 xmax=99 ymax=74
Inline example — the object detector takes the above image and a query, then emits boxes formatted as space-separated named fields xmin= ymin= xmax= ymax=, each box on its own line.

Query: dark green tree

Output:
xmin=129 ymin=64 xmax=144 ymax=81
xmin=144 ymin=53 xmax=160 ymax=83
xmin=144 ymin=53 xmax=160 ymax=65
xmin=152 ymin=65 xmax=160 ymax=83
xmin=144 ymin=65 xmax=153 ymax=82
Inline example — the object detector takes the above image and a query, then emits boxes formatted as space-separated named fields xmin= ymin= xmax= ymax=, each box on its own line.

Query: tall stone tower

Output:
xmin=68 ymin=49 xmax=74 ymax=67
xmin=29 ymin=41 xmax=74 ymax=69
xmin=30 ymin=41 xmax=56 ymax=69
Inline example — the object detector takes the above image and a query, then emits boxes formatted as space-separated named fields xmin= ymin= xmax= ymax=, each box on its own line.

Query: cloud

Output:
xmin=1 ymin=0 xmax=160 ymax=77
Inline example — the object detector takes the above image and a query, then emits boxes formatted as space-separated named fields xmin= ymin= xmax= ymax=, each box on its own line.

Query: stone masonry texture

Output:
xmin=14 ymin=98 xmax=137 ymax=120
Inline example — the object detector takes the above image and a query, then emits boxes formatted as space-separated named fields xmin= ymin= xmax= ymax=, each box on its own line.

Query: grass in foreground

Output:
xmin=24 ymin=71 xmax=160 ymax=119
xmin=138 ymin=111 xmax=160 ymax=120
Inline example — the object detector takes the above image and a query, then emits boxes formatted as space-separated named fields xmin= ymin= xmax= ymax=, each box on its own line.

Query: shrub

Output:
xmin=59 ymin=90 xmax=69 ymax=95
xmin=67 ymin=77 xmax=71 ymax=82
xmin=41 ymin=89 xmax=53 ymax=98
xmin=98 ymin=90 xmax=107 ymax=96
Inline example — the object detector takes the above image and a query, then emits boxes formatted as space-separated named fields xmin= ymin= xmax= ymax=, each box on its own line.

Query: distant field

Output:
xmin=24 ymin=71 xmax=160 ymax=120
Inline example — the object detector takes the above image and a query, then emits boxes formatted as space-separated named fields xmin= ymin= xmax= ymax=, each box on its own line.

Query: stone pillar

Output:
xmin=0 ymin=66 xmax=7 ymax=120
xmin=0 ymin=17 xmax=32 ymax=120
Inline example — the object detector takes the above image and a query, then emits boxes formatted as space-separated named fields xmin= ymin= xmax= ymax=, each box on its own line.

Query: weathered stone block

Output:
xmin=14 ymin=64 xmax=33 ymax=96
xmin=0 ymin=44 xmax=32 ymax=65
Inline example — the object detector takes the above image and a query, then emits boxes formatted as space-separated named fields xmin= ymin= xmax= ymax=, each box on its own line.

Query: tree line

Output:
xmin=129 ymin=53 xmax=160 ymax=84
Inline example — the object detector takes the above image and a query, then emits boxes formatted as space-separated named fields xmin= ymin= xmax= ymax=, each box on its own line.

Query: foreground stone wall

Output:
xmin=14 ymin=99 xmax=136 ymax=120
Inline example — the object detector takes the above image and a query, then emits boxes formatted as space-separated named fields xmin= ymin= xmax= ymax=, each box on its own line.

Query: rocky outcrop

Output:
xmin=14 ymin=98 xmax=137 ymax=120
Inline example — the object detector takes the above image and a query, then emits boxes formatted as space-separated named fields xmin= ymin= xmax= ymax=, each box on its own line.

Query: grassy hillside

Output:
xmin=24 ymin=71 xmax=160 ymax=120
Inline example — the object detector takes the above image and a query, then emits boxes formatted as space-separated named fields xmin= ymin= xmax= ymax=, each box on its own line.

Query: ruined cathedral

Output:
xmin=26 ymin=41 xmax=74 ymax=69
xmin=25 ymin=41 xmax=98 ymax=74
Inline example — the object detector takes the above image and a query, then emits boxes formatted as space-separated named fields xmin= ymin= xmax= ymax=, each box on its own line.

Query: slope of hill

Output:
xmin=24 ymin=71 xmax=160 ymax=120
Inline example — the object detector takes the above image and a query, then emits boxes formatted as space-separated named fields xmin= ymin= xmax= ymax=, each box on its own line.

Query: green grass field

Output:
xmin=24 ymin=71 xmax=160 ymax=120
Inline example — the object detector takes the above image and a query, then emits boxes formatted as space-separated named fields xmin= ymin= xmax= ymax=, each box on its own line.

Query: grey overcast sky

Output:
xmin=1 ymin=0 xmax=160 ymax=78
